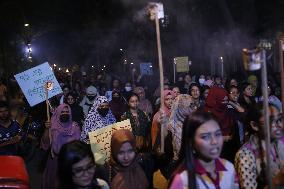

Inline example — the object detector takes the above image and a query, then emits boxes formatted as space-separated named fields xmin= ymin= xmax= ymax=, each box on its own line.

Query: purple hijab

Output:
xmin=50 ymin=103 xmax=81 ymax=154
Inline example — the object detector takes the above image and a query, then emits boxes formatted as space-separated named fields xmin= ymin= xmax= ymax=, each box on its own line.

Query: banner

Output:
xmin=88 ymin=119 xmax=132 ymax=165
xmin=242 ymin=48 xmax=264 ymax=71
xmin=174 ymin=56 xmax=189 ymax=72
xmin=140 ymin=62 xmax=153 ymax=75
xmin=14 ymin=62 xmax=62 ymax=107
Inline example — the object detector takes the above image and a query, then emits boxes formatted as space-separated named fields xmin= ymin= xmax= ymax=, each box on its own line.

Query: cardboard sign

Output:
xmin=14 ymin=62 xmax=62 ymax=107
xmin=88 ymin=119 xmax=132 ymax=164
xmin=140 ymin=63 xmax=153 ymax=75
xmin=174 ymin=56 xmax=189 ymax=72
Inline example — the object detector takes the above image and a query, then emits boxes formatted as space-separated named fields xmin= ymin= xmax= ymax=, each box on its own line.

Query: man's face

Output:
xmin=0 ymin=107 xmax=9 ymax=122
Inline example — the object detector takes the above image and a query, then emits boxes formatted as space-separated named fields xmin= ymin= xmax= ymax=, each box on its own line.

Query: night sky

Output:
xmin=1 ymin=0 xmax=284 ymax=76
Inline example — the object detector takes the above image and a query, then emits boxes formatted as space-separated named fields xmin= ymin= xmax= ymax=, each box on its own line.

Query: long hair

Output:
xmin=175 ymin=111 xmax=214 ymax=189
xmin=58 ymin=140 xmax=99 ymax=189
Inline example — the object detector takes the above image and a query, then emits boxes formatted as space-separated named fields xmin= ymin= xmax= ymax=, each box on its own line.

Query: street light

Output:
xmin=24 ymin=23 xmax=29 ymax=27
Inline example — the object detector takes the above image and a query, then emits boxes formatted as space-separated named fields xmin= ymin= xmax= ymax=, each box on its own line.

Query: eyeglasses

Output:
xmin=270 ymin=115 xmax=284 ymax=127
xmin=72 ymin=164 xmax=96 ymax=177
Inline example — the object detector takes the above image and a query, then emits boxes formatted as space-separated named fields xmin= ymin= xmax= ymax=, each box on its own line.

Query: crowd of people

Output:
xmin=0 ymin=70 xmax=284 ymax=189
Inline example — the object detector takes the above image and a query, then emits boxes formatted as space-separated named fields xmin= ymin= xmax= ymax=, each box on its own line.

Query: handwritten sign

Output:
xmin=88 ymin=119 xmax=132 ymax=164
xmin=174 ymin=56 xmax=189 ymax=72
xmin=14 ymin=62 xmax=63 ymax=107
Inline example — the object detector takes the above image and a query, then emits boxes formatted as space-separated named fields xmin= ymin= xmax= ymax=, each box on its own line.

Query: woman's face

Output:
xmin=172 ymin=87 xmax=180 ymax=99
xmin=128 ymin=95 xmax=139 ymax=110
xmin=203 ymin=89 xmax=210 ymax=99
xmin=243 ymin=85 xmax=253 ymax=97
xmin=230 ymin=79 xmax=238 ymax=86
xmin=72 ymin=156 xmax=96 ymax=187
xmin=164 ymin=94 xmax=173 ymax=109
xmin=229 ymin=88 xmax=239 ymax=102
xmin=116 ymin=142 xmax=136 ymax=167
xmin=184 ymin=75 xmax=192 ymax=83
xmin=67 ymin=95 xmax=75 ymax=105
xmin=190 ymin=86 xmax=200 ymax=99
xmin=137 ymin=89 xmax=145 ymax=100
xmin=194 ymin=120 xmax=223 ymax=161
xmin=259 ymin=106 xmax=284 ymax=140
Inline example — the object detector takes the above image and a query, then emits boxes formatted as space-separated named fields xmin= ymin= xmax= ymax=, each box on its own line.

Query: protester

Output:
xmin=169 ymin=111 xmax=239 ymax=189
xmin=81 ymin=96 xmax=116 ymax=143
xmin=235 ymin=103 xmax=284 ymax=189
xmin=205 ymin=86 xmax=237 ymax=162
xmin=41 ymin=103 xmax=81 ymax=189
xmin=189 ymin=83 xmax=205 ymax=110
xmin=80 ymin=86 xmax=99 ymax=117
xmin=58 ymin=140 xmax=109 ymax=189
xmin=60 ymin=85 xmax=71 ymax=104
xmin=238 ymin=82 xmax=256 ymax=111
xmin=167 ymin=94 xmax=194 ymax=160
xmin=227 ymin=85 xmax=246 ymax=145
xmin=256 ymin=84 xmax=282 ymax=112
xmin=171 ymin=86 xmax=181 ymax=100
xmin=109 ymin=89 xmax=127 ymax=122
xmin=151 ymin=90 xmax=173 ymax=150
xmin=133 ymin=87 xmax=153 ymax=116
xmin=122 ymin=93 xmax=151 ymax=152
xmin=122 ymin=82 xmax=133 ymax=102
xmin=104 ymin=129 xmax=158 ymax=189
xmin=247 ymin=74 xmax=259 ymax=96
xmin=66 ymin=92 xmax=85 ymax=129
xmin=0 ymin=100 xmax=22 ymax=155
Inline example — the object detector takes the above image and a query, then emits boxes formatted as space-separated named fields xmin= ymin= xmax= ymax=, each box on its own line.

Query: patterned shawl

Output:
xmin=80 ymin=96 xmax=116 ymax=143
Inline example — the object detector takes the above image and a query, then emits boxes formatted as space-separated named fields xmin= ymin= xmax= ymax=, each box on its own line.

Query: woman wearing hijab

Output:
xmin=133 ymin=87 xmax=153 ymax=117
xmin=204 ymin=86 xmax=237 ymax=162
xmin=80 ymin=96 xmax=116 ymax=143
xmin=109 ymin=89 xmax=127 ymax=122
xmin=66 ymin=92 xmax=84 ymax=129
xmin=168 ymin=94 xmax=195 ymax=161
xmin=151 ymin=90 xmax=173 ymax=150
xmin=105 ymin=129 xmax=157 ymax=189
xmin=41 ymin=103 xmax=81 ymax=189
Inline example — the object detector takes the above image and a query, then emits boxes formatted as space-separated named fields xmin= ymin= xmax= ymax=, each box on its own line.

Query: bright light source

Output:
xmin=92 ymin=65 xmax=94 ymax=68
xmin=28 ymin=56 xmax=32 ymax=59
xmin=120 ymin=48 xmax=123 ymax=51
xmin=220 ymin=56 xmax=223 ymax=60
xmin=103 ymin=65 xmax=106 ymax=68
xmin=24 ymin=23 xmax=29 ymax=27
xmin=130 ymin=62 xmax=134 ymax=65
xmin=53 ymin=64 xmax=57 ymax=67
xmin=124 ymin=59 xmax=127 ymax=62
xmin=149 ymin=65 xmax=153 ymax=68
xmin=66 ymin=69 xmax=69 ymax=73
xmin=102 ymin=68 xmax=104 ymax=71
xmin=59 ymin=68 xmax=61 ymax=71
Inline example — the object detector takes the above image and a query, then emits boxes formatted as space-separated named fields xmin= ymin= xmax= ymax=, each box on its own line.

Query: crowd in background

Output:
xmin=0 ymin=69 xmax=284 ymax=189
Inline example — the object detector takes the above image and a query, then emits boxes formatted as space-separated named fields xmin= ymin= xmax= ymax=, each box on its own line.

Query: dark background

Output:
xmin=1 ymin=0 xmax=284 ymax=78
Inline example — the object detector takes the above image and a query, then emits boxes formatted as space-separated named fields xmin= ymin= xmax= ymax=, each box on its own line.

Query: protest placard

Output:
xmin=174 ymin=56 xmax=189 ymax=72
xmin=14 ymin=62 xmax=62 ymax=107
xmin=88 ymin=119 xmax=132 ymax=165
xmin=140 ymin=62 xmax=153 ymax=75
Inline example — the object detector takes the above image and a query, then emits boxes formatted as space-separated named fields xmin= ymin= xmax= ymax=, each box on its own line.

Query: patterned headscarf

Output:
xmin=168 ymin=94 xmax=195 ymax=159
xmin=80 ymin=96 xmax=116 ymax=143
